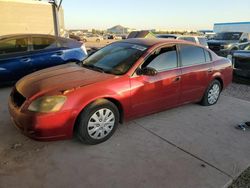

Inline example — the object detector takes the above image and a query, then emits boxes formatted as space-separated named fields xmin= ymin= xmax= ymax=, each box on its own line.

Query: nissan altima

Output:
xmin=8 ymin=39 xmax=233 ymax=144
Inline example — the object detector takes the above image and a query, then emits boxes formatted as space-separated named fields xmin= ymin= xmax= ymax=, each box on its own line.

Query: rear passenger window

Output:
xmin=179 ymin=44 xmax=206 ymax=66
xmin=0 ymin=38 xmax=28 ymax=55
xmin=32 ymin=37 xmax=57 ymax=50
xmin=142 ymin=45 xmax=178 ymax=71
xmin=204 ymin=49 xmax=212 ymax=62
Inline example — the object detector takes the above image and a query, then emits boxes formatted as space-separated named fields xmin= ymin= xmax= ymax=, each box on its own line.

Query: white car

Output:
xmin=177 ymin=36 xmax=209 ymax=48
xmin=81 ymin=34 xmax=103 ymax=43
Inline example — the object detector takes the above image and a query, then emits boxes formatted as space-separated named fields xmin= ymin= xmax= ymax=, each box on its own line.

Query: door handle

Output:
xmin=56 ymin=51 xmax=63 ymax=55
xmin=20 ymin=58 xmax=31 ymax=63
xmin=173 ymin=76 xmax=181 ymax=82
xmin=52 ymin=51 xmax=63 ymax=57
xmin=207 ymin=68 xmax=213 ymax=73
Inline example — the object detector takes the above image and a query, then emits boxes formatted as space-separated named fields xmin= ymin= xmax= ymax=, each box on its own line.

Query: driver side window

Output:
xmin=142 ymin=45 xmax=178 ymax=72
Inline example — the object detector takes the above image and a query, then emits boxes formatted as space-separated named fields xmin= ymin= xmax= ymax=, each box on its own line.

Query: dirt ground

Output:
xmin=225 ymin=83 xmax=250 ymax=188
xmin=223 ymin=82 xmax=250 ymax=102
xmin=1 ymin=39 xmax=250 ymax=187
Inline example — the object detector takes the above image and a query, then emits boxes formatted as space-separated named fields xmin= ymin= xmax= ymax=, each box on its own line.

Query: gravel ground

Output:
xmin=223 ymin=82 xmax=250 ymax=102
xmin=229 ymin=167 xmax=250 ymax=188
xmin=224 ymin=82 xmax=250 ymax=187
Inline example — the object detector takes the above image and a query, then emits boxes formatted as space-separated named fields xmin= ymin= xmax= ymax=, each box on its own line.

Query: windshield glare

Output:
xmin=214 ymin=32 xmax=242 ymax=40
xmin=82 ymin=42 xmax=147 ymax=75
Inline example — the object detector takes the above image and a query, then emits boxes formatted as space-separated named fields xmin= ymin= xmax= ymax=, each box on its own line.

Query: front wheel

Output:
xmin=201 ymin=80 xmax=221 ymax=106
xmin=76 ymin=99 xmax=119 ymax=145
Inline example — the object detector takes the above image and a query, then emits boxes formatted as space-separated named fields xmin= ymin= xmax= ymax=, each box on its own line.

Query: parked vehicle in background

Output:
xmin=157 ymin=35 xmax=208 ymax=48
xmin=205 ymin=33 xmax=216 ymax=40
xmin=229 ymin=42 xmax=250 ymax=81
xmin=81 ymin=34 xmax=103 ymax=42
xmin=103 ymin=34 xmax=115 ymax=40
xmin=177 ymin=36 xmax=209 ymax=48
xmin=213 ymin=22 xmax=250 ymax=34
xmin=104 ymin=34 xmax=127 ymax=40
xmin=0 ymin=34 xmax=87 ymax=85
xmin=69 ymin=34 xmax=81 ymax=42
xmin=127 ymin=30 xmax=155 ymax=39
xmin=207 ymin=32 xmax=250 ymax=57
xmin=8 ymin=38 xmax=232 ymax=144
xmin=156 ymin=34 xmax=179 ymax=39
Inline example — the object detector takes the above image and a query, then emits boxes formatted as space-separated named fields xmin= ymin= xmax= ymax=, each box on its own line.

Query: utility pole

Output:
xmin=49 ymin=0 xmax=63 ymax=36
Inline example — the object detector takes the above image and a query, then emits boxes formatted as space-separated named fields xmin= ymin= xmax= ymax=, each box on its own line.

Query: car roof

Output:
xmin=0 ymin=34 xmax=56 ymax=40
xmin=156 ymin=34 xmax=179 ymax=37
xmin=178 ymin=35 xmax=205 ymax=38
xmin=119 ymin=38 xmax=200 ymax=47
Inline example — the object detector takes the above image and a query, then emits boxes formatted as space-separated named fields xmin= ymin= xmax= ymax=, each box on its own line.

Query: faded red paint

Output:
xmin=8 ymin=39 xmax=233 ymax=141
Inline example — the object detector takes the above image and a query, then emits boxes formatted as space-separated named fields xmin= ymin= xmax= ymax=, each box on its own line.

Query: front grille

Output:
xmin=234 ymin=57 xmax=250 ymax=70
xmin=11 ymin=88 xmax=26 ymax=108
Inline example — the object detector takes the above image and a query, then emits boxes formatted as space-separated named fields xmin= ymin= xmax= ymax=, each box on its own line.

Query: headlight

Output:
xmin=28 ymin=96 xmax=67 ymax=113
xmin=223 ymin=44 xmax=232 ymax=49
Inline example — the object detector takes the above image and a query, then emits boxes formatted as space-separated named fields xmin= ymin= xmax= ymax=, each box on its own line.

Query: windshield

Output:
xmin=214 ymin=32 xmax=242 ymax=40
xmin=82 ymin=42 xmax=147 ymax=75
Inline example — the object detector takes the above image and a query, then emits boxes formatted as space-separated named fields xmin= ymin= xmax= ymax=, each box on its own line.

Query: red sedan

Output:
xmin=8 ymin=39 xmax=233 ymax=144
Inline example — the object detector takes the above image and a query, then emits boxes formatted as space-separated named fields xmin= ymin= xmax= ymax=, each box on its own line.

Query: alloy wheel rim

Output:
xmin=87 ymin=108 xmax=115 ymax=140
xmin=208 ymin=84 xmax=220 ymax=104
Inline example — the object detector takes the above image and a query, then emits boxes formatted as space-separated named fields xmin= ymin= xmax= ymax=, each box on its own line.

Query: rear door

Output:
xmin=130 ymin=44 xmax=181 ymax=117
xmin=30 ymin=36 xmax=64 ymax=71
xmin=0 ymin=36 xmax=33 ymax=83
xmin=178 ymin=44 xmax=213 ymax=103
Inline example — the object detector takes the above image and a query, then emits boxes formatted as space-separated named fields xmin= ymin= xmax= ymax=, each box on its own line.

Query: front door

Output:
xmin=130 ymin=44 xmax=181 ymax=118
xmin=0 ymin=37 xmax=33 ymax=83
xmin=30 ymin=36 xmax=64 ymax=71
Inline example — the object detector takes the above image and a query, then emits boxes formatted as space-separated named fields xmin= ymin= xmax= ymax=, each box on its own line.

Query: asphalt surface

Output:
xmin=1 ymin=86 xmax=250 ymax=188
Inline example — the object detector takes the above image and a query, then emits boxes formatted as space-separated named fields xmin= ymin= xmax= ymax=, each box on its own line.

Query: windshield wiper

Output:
xmin=82 ymin=64 xmax=105 ymax=73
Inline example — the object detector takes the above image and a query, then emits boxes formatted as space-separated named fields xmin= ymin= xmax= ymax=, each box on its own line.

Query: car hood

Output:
xmin=16 ymin=63 xmax=115 ymax=98
xmin=233 ymin=50 xmax=250 ymax=58
xmin=207 ymin=40 xmax=238 ymax=45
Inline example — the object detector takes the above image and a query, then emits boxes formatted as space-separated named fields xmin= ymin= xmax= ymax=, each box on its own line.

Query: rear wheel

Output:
xmin=96 ymin=39 xmax=101 ymax=42
xmin=201 ymin=80 xmax=221 ymax=106
xmin=76 ymin=99 xmax=119 ymax=145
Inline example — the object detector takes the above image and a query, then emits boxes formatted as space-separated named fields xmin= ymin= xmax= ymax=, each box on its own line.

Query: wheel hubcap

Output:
xmin=87 ymin=108 xmax=115 ymax=140
xmin=208 ymin=84 xmax=220 ymax=104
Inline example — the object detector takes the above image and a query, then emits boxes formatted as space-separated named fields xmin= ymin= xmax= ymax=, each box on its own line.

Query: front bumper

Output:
xmin=8 ymin=98 xmax=77 ymax=141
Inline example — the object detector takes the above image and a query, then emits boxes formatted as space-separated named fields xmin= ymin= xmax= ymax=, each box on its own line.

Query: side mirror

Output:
xmin=136 ymin=67 xmax=158 ymax=76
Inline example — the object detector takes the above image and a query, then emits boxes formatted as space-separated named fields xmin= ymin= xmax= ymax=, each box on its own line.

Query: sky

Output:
xmin=61 ymin=0 xmax=250 ymax=31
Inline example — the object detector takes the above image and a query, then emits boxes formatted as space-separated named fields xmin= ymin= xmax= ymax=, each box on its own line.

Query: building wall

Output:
xmin=214 ymin=22 xmax=250 ymax=33
xmin=0 ymin=0 xmax=64 ymax=36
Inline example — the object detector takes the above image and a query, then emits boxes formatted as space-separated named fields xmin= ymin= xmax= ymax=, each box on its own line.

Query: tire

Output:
xmin=96 ymin=39 xmax=101 ymax=43
xmin=201 ymin=80 xmax=222 ymax=106
xmin=76 ymin=99 xmax=119 ymax=145
xmin=83 ymin=39 xmax=87 ymax=43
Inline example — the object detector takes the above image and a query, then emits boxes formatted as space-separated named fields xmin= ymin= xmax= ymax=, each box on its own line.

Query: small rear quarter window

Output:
xmin=204 ymin=49 xmax=212 ymax=62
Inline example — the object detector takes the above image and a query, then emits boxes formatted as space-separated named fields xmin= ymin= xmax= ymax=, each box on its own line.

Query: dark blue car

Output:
xmin=0 ymin=34 xmax=88 ymax=85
